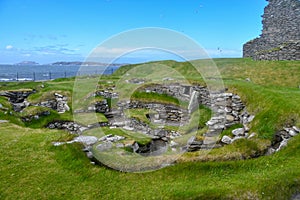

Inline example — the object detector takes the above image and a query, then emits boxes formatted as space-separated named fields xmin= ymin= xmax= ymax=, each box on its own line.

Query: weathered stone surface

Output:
xmin=276 ymin=139 xmax=288 ymax=152
xmin=288 ymin=129 xmax=298 ymax=137
xmin=36 ymin=93 xmax=70 ymax=113
xmin=73 ymin=136 xmax=98 ymax=146
xmin=0 ymin=90 xmax=35 ymax=112
xmin=99 ymin=134 xmax=125 ymax=142
xmin=267 ymin=126 xmax=300 ymax=154
xmin=243 ymin=0 xmax=300 ymax=60
xmin=47 ymin=121 xmax=86 ymax=134
xmin=293 ymin=126 xmax=300 ymax=133
xmin=232 ymin=128 xmax=245 ymax=136
xmin=221 ymin=135 xmax=232 ymax=144
xmin=247 ymin=132 xmax=256 ymax=139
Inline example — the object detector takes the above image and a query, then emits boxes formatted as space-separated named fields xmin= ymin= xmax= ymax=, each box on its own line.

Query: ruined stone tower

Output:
xmin=243 ymin=0 xmax=300 ymax=60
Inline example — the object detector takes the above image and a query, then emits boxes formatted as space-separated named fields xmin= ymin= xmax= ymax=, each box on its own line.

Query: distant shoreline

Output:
xmin=5 ymin=61 xmax=128 ymax=67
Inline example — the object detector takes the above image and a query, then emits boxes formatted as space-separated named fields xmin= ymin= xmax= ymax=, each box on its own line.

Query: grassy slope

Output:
xmin=1 ymin=123 xmax=300 ymax=199
xmin=0 ymin=58 xmax=300 ymax=199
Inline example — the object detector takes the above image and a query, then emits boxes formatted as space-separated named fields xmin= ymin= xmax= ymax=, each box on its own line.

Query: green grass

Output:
xmin=131 ymin=91 xmax=183 ymax=106
xmin=0 ymin=58 xmax=300 ymax=199
xmin=74 ymin=112 xmax=108 ymax=126
xmin=1 ymin=123 xmax=300 ymax=199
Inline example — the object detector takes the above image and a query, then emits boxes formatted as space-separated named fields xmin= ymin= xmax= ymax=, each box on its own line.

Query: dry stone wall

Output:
xmin=243 ymin=0 xmax=300 ymax=60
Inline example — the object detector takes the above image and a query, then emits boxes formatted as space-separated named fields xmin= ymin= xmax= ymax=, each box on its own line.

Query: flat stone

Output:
xmin=288 ymin=129 xmax=297 ymax=137
xmin=86 ymin=151 xmax=93 ymax=159
xmin=244 ymin=124 xmax=250 ymax=132
xmin=226 ymin=115 xmax=235 ymax=122
xmin=247 ymin=132 xmax=256 ymax=139
xmin=187 ymin=136 xmax=196 ymax=145
xmin=232 ymin=128 xmax=245 ymax=136
xmin=54 ymin=93 xmax=63 ymax=98
xmin=293 ymin=126 xmax=300 ymax=133
xmin=74 ymin=136 xmax=98 ymax=146
xmin=123 ymin=126 xmax=134 ymax=131
xmin=276 ymin=139 xmax=289 ymax=152
xmin=266 ymin=148 xmax=276 ymax=155
xmin=221 ymin=135 xmax=232 ymax=144
xmin=0 ymin=120 xmax=9 ymax=123
xmin=225 ymin=107 xmax=232 ymax=113
xmin=247 ymin=115 xmax=255 ymax=123
xmin=170 ymin=141 xmax=178 ymax=147
xmin=52 ymin=142 xmax=66 ymax=146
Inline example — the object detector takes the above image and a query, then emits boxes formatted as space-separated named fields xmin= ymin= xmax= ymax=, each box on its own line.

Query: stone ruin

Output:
xmin=1 ymin=84 xmax=299 ymax=165
xmin=243 ymin=0 xmax=300 ymax=60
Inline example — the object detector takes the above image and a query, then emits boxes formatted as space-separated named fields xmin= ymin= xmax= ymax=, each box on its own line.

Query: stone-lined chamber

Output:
xmin=243 ymin=0 xmax=300 ymax=60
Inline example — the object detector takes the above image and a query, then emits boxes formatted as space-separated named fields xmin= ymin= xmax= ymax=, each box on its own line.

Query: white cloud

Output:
xmin=5 ymin=45 xmax=13 ymax=50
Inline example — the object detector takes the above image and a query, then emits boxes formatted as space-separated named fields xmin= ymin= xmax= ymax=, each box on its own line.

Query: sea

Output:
xmin=0 ymin=64 xmax=120 ymax=82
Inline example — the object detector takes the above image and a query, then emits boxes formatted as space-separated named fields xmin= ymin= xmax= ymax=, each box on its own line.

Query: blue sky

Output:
xmin=0 ymin=0 xmax=267 ymax=64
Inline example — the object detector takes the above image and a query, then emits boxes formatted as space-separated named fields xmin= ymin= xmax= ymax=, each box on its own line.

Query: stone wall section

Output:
xmin=243 ymin=0 xmax=300 ymax=60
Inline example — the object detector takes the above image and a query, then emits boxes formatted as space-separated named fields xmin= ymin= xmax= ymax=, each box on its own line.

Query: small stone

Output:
xmin=86 ymin=151 xmax=93 ymax=159
xmin=276 ymin=139 xmax=288 ymax=152
xmin=221 ymin=135 xmax=232 ymax=144
xmin=187 ymin=136 xmax=196 ymax=145
xmin=245 ymin=77 xmax=251 ymax=82
xmin=244 ymin=124 xmax=250 ymax=132
xmin=154 ymin=114 xmax=160 ymax=120
xmin=79 ymin=127 xmax=88 ymax=133
xmin=266 ymin=148 xmax=276 ymax=155
xmin=132 ymin=142 xmax=139 ymax=152
xmin=64 ymin=104 xmax=70 ymax=112
xmin=225 ymin=107 xmax=232 ymax=113
xmin=52 ymin=142 xmax=65 ymax=146
xmin=123 ymin=126 xmax=134 ymax=131
xmin=288 ymin=129 xmax=297 ymax=137
xmin=247 ymin=132 xmax=256 ymax=139
xmin=54 ymin=93 xmax=63 ymax=98
xmin=226 ymin=115 xmax=235 ymax=122
xmin=74 ymin=136 xmax=98 ymax=146
xmin=292 ymin=126 xmax=300 ymax=133
xmin=170 ymin=141 xmax=178 ymax=147
xmin=232 ymin=128 xmax=245 ymax=136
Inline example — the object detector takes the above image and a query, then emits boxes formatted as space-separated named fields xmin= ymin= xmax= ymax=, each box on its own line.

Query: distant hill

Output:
xmin=51 ymin=61 xmax=126 ymax=66
xmin=15 ymin=61 xmax=39 ymax=65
